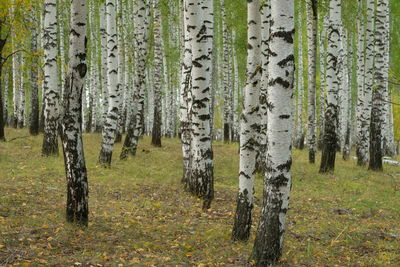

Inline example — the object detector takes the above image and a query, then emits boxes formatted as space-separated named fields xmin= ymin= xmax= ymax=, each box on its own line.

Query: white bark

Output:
xmin=295 ymin=1 xmax=304 ymax=149
xmin=180 ymin=0 xmax=193 ymax=186
xmin=99 ymin=0 xmax=121 ymax=165
xmin=186 ymin=0 xmax=214 ymax=209
xmin=232 ymin=0 xmax=261 ymax=242
xmin=319 ymin=0 xmax=341 ymax=173
xmin=61 ymin=0 xmax=88 ymax=225
xmin=252 ymin=0 xmax=294 ymax=264
xmin=306 ymin=0 xmax=317 ymax=163
xmin=100 ymin=2 xmax=109 ymax=129
xmin=356 ymin=0 xmax=375 ymax=166
xmin=42 ymin=0 xmax=60 ymax=155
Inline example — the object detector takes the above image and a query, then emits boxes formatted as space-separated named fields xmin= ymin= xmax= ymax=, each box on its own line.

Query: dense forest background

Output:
xmin=1 ymin=0 xmax=400 ymax=140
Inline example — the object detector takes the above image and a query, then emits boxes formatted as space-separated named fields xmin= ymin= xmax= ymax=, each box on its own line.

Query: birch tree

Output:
xmin=232 ymin=0 xmax=261 ymax=242
xmin=356 ymin=0 xmax=375 ymax=166
xmin=256 ymin=2 xmax=270 ymax=174
xmin=99 ymin=0 xmax=121 ymax=165
xmin=121 ymin=0 xmax=150 ymax=159
xmin=319 ymin=0 xmax=341 ymax=173
xmin=29 ymin=12 xmax=40 ymax=136
xmin=221 ymin=0 xmax=232 ymax=142
xmin=295 ymin=2 xmax=305 ymax=150
xmin=369 ymin=0 xmax=388 ymax=171
xmin=355 ymin=0 xmax=366 ymax=158
xmin=306 ymin=0 xmax=317 ymax=163
xmin=318 ymin=16 xmax=327 ymax=150
xmin=42 ymin=0 xmax=60 ymax=156
xmin=251 ymin=0 xmax=294 ymax=264
xmin=185 ymin=0 xmax=214 ymax=209
xmin=61 ymin=0 xmax=89 ymax=226
xmin=180 ymin=0 xmax=193 ymax=187
xmin=151 ymin=0 xmax=162 ymax=147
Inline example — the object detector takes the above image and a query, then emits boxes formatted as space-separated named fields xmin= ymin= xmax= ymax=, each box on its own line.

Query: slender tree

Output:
xmin=29 ymin=11 xmax=40 ymax=136
xmin=61 ymin=0 xmax=89 ymax=226
xmin=251 ymin=0 xmax=294 ymax=264
xmin=356 ymin=0 xmax=375 ymax=166
xmin=42 ymin=0 xmax=60 ymax=156
xmin=306 ymin=0 xmax=317 ymax=163
xmin=232 ymin=0 xmax=261 ymax=242
xmin=121 ymin=0 xmax=150 ymax=159
xmin=185 ymin=0 xmax=214 ymax=209
xmin=256 ymin=1 xmax=270 ymax=174
xmin=99 ymin=0 xmax=121 ymax=165
xmin=180 ymin=0 xmax=193 ymax=186
xmin=369 ymin=0 xmax=388 ymax=171
xmin=319 ymin=0 xmax=341 ymax=173
xmin=151 ymin=0 xmax=162 ymax=147
xmin=295 ymin=1 xmax=305 ymax=150
xmin=0 ymin=22 xmax=8 ymax=141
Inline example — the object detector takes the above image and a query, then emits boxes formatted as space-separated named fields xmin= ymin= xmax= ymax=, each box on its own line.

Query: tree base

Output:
xmin=232 ymin=194 xmax=253 ymax=242
xmin=98 ymin=149 xmax=112 ymax=167
xmin=42 ymin=139 xmax=59 ymax=156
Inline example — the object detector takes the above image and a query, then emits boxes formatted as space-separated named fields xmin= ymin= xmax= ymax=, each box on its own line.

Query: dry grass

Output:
xmin=0 ymin=128 xmax=399 ymax=266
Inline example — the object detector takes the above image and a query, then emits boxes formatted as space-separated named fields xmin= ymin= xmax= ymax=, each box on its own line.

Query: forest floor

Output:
xmin=0 ymin=128 xmax=400 ymax=266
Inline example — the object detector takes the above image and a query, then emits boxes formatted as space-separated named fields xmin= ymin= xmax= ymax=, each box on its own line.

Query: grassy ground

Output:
xmin=0 ymin=128 xmax=399 ymax=266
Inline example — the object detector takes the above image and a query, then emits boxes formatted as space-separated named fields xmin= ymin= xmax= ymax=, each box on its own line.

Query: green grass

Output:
xmin=1 ymin=128 xmax=400 ymax=266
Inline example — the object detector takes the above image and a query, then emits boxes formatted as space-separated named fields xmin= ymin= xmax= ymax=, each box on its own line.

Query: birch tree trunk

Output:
xmin=151 ymin=0 xmax=162 ymax=147
xmin=0 ymin=29 xmax=5 ymax=140
xmin=232 ymin=0 xmax=261 ymax=242
xmin=30 ymin=13 xmax=40 ymax=136
xmin=42 ymin=0 xmax=60 ymax=156
xmin=11 ymin=0 xmax=19 ymax=128
xmin=120 ymin=0 xmax=150 ymax=159
xmin=180 ymin=0 xmax=193 ymax=187
xmin=115 ymin=0 xmax=124 ymax=142
xmin=356 ymin=0 xmax=375 ymax=166
xmin=186 ymin=0 xmax=214 ymax=210
xmin=318 ymin=16 xmax=327 ymax=150
xmin=18 ymin=55 xmax=26 ymax=129
xmin=306 ymin=0 xmax=317 ymax=163
xmin=382 ymin=0 xmax=394 ymax=156
xmin=251 ymin=0 xmax=294 ymax=264
xmin=256 ymin=2 xmax=270 ymax=174
xmin=369 ymin=0 xmax=388 ymax=171
xmin=61 ymin=0 xmax=88 ymax=226
xmin=221 ymin=0 xmax=231 ymax=142
xmin=319 ymin=0 xmax=341 ymax=173
xmin=100 ymin=2 xmax=108 ymax=130
xmin=355 ymin=0 xmax=366 ymax=158
xmin=295 ymin=2 xmax=305 ymax=150
xmin=232 ymin=30 xmax=240 ymax=142
xmin=99 ymin=0 xmax=121 ymax=165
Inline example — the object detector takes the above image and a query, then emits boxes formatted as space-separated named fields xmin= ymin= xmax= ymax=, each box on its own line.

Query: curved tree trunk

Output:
xmin=42 ymin=0 xmax=60 ymax=156
xmin=61 ymin=0 xmax=89 ymax=226
xmin=251 ymin=0 xmax=294 ymax=264
xmin=232 ymin=0 xmax=261 ymax=242
xmin=121 ymin=0 xmax=150 ymax=159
